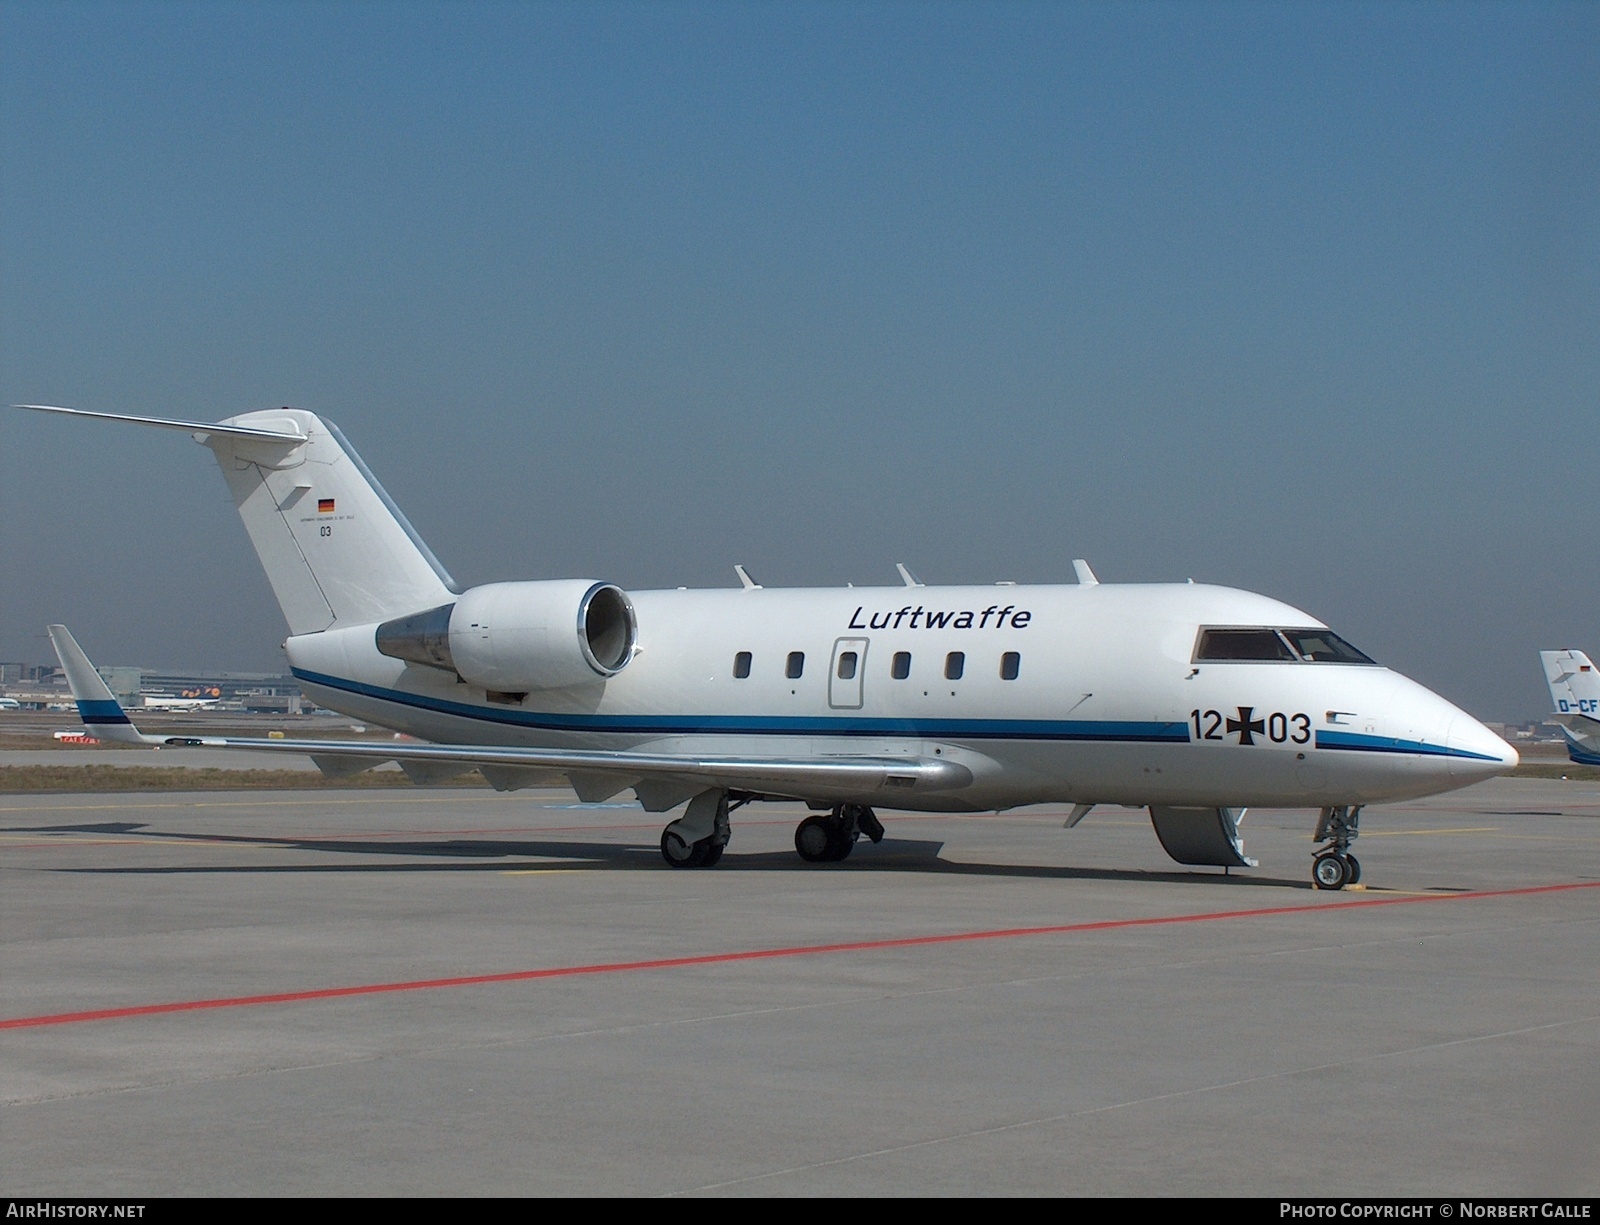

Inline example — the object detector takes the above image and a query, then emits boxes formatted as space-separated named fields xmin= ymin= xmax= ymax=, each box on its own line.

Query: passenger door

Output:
xmin=828 ymin=637 xmax=869 ymax=710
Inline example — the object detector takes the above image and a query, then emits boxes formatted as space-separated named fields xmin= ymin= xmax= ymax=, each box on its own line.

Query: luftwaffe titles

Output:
xmin=846 ymin=604 xmax=1033 ymax=631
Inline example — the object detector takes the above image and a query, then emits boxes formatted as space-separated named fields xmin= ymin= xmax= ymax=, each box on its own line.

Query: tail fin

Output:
xmin=1540 ymin=649 xmax=1600 ymax=766
xmin=20 ymin=404 xmax=457 ymax=634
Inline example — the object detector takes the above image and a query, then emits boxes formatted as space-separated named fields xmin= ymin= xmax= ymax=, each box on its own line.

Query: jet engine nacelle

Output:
xmin=375 ymin=580 xmax=637 ymax=692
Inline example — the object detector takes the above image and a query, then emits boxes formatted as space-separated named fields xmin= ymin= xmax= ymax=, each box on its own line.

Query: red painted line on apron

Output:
xmin=7 ymin=880 xmax=1596 ymax=1031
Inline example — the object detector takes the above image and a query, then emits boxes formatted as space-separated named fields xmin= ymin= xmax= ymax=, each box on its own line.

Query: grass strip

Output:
xmin=1507 ymin=762 xmax=1600 ymax=781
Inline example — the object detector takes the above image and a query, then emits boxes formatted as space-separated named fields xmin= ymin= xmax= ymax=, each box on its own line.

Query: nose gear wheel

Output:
xmin=1311 ymin=806 xmax=1364 ymax=889
xmin=1313 ymin=852 xmax=1352 ymax=890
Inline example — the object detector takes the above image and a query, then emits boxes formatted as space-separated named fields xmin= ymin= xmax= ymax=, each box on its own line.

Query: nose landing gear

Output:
xmin=794 ymin=804 xmax=884 ymax=863
xmin=1311 ymin=805 xmax=1363 ymax=890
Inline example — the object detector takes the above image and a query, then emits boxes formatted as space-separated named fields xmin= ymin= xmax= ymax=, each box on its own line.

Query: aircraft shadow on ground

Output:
xmin=25 ymin=820 xmax=1311 ymax=889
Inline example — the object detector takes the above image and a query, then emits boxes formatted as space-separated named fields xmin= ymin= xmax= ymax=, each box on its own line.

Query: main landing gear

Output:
xmin=794 ymin=804 xmax=884 ymax=863
xmin=659 ymin=789 xmax=734 ymax=869
xmin=1311 ymin=805 xmax=1363 ymax=890
xmin=656 ymin=796 xmax=887 ymax=869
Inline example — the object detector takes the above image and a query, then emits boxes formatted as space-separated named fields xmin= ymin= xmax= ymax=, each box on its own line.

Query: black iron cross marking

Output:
xmin=1226 ymin=705 xmax=1265 ymax=746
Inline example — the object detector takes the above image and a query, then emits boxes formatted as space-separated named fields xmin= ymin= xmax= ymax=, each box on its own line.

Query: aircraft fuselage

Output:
xmin=286 ymin=580 xmax=1512 ymax=813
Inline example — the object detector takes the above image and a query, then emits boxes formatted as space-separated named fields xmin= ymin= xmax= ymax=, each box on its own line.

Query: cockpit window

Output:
xmin=1194 ymin=627 xmax=1379 ymax=665
xmin=1281 ymin=630 xmax=1377 ymax=665
xmin=1194 ymin=629 xmax=1297 ymax=662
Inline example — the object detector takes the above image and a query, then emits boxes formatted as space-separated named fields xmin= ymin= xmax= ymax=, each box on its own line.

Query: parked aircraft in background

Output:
xmin=23 ymin=402 xmax=1517 ymax=890
xmin=137 ymin=696 xmax=222 ymax=712
xmin=1540 ymin=649 xmax=1600 ymax=766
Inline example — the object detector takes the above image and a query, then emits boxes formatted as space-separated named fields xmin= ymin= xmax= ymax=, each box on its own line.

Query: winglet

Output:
xmin=45 ymin=625 xmax=161 ymax=745
xmin=1072 ymin=559 xmax=1099 ymax=586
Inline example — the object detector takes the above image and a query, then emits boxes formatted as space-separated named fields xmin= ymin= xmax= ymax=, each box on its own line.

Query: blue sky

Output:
xmin=2 ymin=1 xmax=1596 ymax=720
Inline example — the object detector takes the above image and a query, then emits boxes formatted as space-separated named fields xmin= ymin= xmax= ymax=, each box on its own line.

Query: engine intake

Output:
xmin=376 ymin=580 xmax=637 ymax=691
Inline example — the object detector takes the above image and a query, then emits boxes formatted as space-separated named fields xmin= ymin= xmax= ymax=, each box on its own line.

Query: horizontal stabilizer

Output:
xmin=17 ymin=403 xmax=305 ymax=443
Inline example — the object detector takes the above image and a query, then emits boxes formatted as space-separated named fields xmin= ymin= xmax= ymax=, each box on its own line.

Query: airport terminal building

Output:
xmin=0 ymin=661 xmax=309 ymax=712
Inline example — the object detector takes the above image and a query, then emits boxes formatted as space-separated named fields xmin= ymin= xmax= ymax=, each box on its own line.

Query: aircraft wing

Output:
xmin=45 ymin=626 xmax=972 ymax=809
xmin=157 ymin=734 xmax=969 ymax=806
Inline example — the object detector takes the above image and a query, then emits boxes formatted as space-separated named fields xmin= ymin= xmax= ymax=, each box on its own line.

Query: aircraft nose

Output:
xmin=1446 ymin=713 xmax=1519 ymax=780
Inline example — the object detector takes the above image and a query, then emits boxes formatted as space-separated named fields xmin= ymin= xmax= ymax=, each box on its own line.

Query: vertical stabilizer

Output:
xmin=1541 ymin=650 xmax=1600 ymax=715
xmin=1540 ymin=649 xmax=1600 ymax=766
xmin=204 ymin=409 xmax=457 ymax=633
xmin=18 ymin=403 xmax=457 ymax=635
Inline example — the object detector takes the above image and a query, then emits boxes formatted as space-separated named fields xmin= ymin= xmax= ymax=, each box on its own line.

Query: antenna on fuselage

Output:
xmin=734 ymin=565 xmax=762 ymax=590
xmin=1072 ymin=559 xmax=1099 ymax=586
xmin=895 ymin=563 xmax=923 ymax=588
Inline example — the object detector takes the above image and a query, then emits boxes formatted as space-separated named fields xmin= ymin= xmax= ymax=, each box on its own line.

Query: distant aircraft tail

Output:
xmin=1539 ymin=649 xmax=1600 ymax=766
xmin=19 ymin=405 xmax=457 ymax=635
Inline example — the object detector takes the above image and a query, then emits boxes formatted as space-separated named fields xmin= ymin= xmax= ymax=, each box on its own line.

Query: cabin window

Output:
xmin=733 ymin=651 xmax=752 ymax=679
xmin=945 ymin=651 xmax=965 ymax=681
xmin=1194 ymin=628 xmax=1297 ymax=662
xmin=891 ymin=651 xmax=911 ymax=680
xmin=1281 ymin=630 xmax=1377 ymax=665
xmin=836 ymin=651 xmax=858 ymax=680
xmin=1000 ymin=651 xmax=1020 ymax=680
xmin=786 ymin=651 xmax=805 ymax=679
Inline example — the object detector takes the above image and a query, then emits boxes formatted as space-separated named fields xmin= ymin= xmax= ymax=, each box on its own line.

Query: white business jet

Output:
xmin=22 ymin=403 xmax=1516 ymax=889
xmin=1539 ymin=649 xmax=1600 ymax=766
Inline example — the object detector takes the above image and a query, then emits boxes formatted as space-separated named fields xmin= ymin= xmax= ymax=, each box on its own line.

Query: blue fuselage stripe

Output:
xmin=292 ymin=668 xmax=1500 ymax=762
xmin=290 ymin=668 xmax=1189 ymax=743
xmin=1314 ymin=730 xmax=1500 ymax=762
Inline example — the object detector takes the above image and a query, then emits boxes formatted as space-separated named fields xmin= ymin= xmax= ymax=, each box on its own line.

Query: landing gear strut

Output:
xmin=1311 ymin=805 xmax=1363 ymax=890
xmin=795 ymin=804 xmax=883 ymax=863
xmin=659 ymin=789 xmax=732 ymax=869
